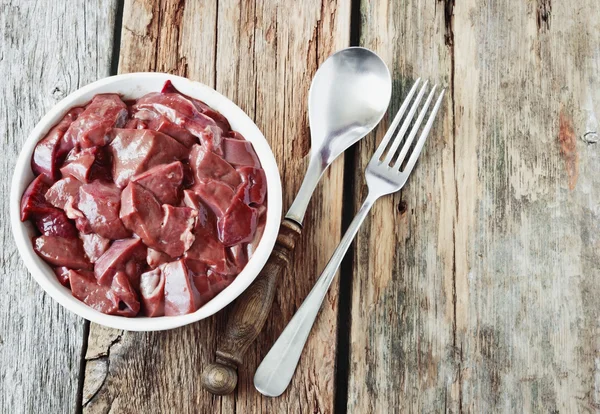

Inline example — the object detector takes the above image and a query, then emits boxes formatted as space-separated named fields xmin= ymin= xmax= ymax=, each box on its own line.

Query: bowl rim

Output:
xmin=10 ymin=72 xmax=282 ymax=331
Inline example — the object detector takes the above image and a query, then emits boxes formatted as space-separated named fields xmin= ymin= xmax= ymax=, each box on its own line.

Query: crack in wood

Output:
xmin=536 ymin=0 xmax=552 ymax=32
xmin=82 ymin=331 xmax=123 ymax=409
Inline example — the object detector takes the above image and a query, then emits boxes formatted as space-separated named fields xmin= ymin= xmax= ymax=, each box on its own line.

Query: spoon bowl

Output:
xmin=309 ymin=47 xmax=392 ymax=160
xmin=286 ymin=47 xmax=392 ymax=223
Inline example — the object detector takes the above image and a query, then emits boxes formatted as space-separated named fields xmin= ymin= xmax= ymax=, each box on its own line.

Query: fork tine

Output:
xmin=402 ymin=89 xmax=445 ymax=174
xmin=381 ymin=80 xmax=429 ymax=166
xmin=372 ymin=78 xmax=421 ymax=160
xmin=393 ymin=85 xmax=438 ymax=169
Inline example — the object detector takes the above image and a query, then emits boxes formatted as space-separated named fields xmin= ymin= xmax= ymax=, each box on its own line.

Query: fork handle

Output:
xmin=202 ymin=218 xmax=302 ymax=395
xmin=254 ymin=193 xmax=378 ymax=397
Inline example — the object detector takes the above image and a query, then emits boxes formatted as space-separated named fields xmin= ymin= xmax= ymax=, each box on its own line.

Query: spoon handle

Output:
xmin=253 ymin=194 xmax=376 ymax=397
xmin=202 ymin=218 xmax=302 ymax=395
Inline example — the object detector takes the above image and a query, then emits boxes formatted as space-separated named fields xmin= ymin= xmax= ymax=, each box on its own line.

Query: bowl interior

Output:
xmin=10 ymin=73 xmax=282 ymax=331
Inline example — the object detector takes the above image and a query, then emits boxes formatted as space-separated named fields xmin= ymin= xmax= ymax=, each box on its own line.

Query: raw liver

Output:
xmin=139 ymin=268 xmax=165 ymax=317
xmin=31 ymin=108 xmax=84 ymax=182
xmin=131 ymin=161 xmax=184 ymax=205
xmin=162 ymin=259 xmax=200 ymax=316
xmin=64 ymin=94 xmax=128 ymax=148
xmin=33 ymin=236 xmax=92 ymax=270
xmin=109 ymin=129 xmax=188 ymax=188
xmin=189 ymin=144 xmax=240 ymax=188
xmin=78 ymin=181 xmax=130 ymax=240
xmin=22 ymin=81 xmax=267 ymax=318
xmin=94 ymin=237 xmax=147 ymax=286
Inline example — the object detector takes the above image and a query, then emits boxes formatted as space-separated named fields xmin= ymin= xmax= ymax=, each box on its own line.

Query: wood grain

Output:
xmin=82 ymin=0 xmax=350 ymax=412
xmin=453 ymin=1 xmax=600 ymax=411
xmin=347 ymin=1 xmax=456 ymax=412
xmin=0 ymin=0 xmax=118 ymax=412
xmin=348 ymin=0 xmax=600 ymax=412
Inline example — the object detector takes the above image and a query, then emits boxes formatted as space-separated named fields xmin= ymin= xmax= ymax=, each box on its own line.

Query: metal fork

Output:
xmin=253 ymin=79 xmax=445 ymax=397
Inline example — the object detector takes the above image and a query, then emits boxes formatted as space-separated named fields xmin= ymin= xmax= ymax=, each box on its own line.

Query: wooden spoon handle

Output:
xmin=202 ymin=218 xmax=302 ymax=395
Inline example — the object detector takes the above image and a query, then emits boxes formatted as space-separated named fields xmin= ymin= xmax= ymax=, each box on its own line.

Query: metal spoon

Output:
xmin=201 ymin=47 xmax=391 ymax=395
xmin=286 ymin=46 xmax=392 ymax=223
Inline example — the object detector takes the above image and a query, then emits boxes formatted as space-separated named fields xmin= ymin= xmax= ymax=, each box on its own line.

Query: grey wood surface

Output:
xmin=2 ymin=0 xmax=600 ymax=413
xmin=0 ymin=1 xmax=117 ymax=413
xmin=348 ymin=0 xmax=600 ymax=413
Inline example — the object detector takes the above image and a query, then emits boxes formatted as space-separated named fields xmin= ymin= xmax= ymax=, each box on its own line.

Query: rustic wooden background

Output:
xmin=1 ymin=0 xmax=599 ymax=412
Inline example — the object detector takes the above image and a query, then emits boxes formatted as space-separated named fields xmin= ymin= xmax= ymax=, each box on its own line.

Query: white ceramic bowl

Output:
xmin=10 ymin=73 xmax=282 ymax=331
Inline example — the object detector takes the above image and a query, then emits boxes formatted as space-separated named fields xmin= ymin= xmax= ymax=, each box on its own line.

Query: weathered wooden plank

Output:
xmin=452 ymin=1 xmax=600 ymax=411
xmin=0 ymin=0 xmax=118 ymax=412
xmin=349 ymin=0 xmax=600 ymax=412
xmin=82 ymin=1 xmax=350 ymax=413
xmin=347 ymin=1 xmax=456 ymax=413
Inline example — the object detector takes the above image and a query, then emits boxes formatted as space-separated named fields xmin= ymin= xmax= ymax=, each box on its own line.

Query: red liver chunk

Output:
xmin=94 ymin=237 xmax=147 ymax=286
xmin=236 ymin=166 xmax=267 ymax=205
xmin=158 ymin=205 xmax=197 ymax=258
xmin=53 ymin=266 xmax=71 ymax=288
xmin=33 ymin=209 xmax=77 ymax=238
xmin=34 ymin=236 xmax=92 ymax=270
xmin=222 ymin=138 xmax=261 ymax=168
xmin=162 ymin=259 xmax=200 ymax=316
xmin=188 ymin=144 xmax=240 ymax=188
xmin=31 ymin=108 xmax=83 ymax=182
xmin=140 ymin=268 xmax=165 ymax=317
xmin=78 ymin=181 xmax=130 ymax=240
xmin=109 ymin=129 xmax=188 ymax=188
xmin=193 ymin=271 xmax=236 ymax=307
xmin=80 ymin=233 xmax=111 ymax=263
xmin=45 ymin=176 xmax=82 ymax=210
xmin=147 ymin=248 xmax=171 ymax=269
xmin=60 ymin=146 xmax=112 ymax=183
xmin=192 ymin=181 xmax=236 ymax=219
xmin=131 ymin=161 xmax=184 ymax=205
xmin=70 ymin=270 xmax=140 ymax=317
xmin=64 ymin=94 xmax=128 ymax=149
xmin=217 ymin=197 xmax=258 ymax=246
xmin=20 ymin=175 xmax=52 ymax=221
xmin=120 ymin=182 xmax=163 ymax=247
xmin=147 ymin=115 xmax=198 ymax=148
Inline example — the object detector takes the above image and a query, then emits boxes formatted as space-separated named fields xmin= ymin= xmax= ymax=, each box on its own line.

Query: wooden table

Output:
xmin=2 ymin=0 xmax=599 ymax=412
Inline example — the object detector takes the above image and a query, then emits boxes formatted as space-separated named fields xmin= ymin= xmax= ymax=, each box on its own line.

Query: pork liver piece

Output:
xmin=189 ymin=144 xmax=240 ymax=188
xmin=217 ymin=197 xmax=258 ymax=246
xmin=70 ymin=270 xmax=140 ymax=317
xmin=94 ymin=237 xmax=147 ymax=286
xmin=120 ymin=182 xmax=163 ymax=247
xmin=162 ymin=259 xmax=200 ymax=316
xmin=20 ymin=175 xmax=52 ymax=221
xmin=33 ymin=208 xmax=77 ymax=238
xmin=80 ymin=233 xmax=111 ymax=263
xmin=192 ymin=181 xmax=236 ymax=219
xmin=158 ymin=205 xmax=197 ymax=258
xmin=131 ymin=161 xmax=184 ymax=205
xmin=31 ymin=108 xmax=84 ymax=182
xmin=147 ymin=115 xmax=198 ymax=148
xmin=147 ymin=248 xmax=171 ymax=269
xmin=236 ymin=166 xmax=267 ymax=205
xmin=34 ymin=235 xmax=92 ymax=270
xmin=222 ymin=138 xmax=261 ymax=168
xmin=140 ymin=268 xmax=165 ymax=317
xmin=109 ymin=129 xmax=188 ymax=188
xmin=64 ymin=94 xmax=128 ymax=149
xmin=78 ymin=181 xmax=130 ymax=240
xmin=60 ymin=146 xmax=112 ymax=183
xmin=45 ymin=176 xmax=82 ymax=211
